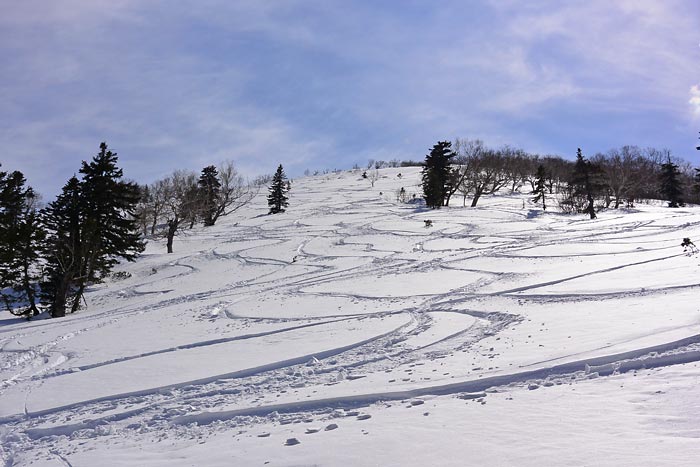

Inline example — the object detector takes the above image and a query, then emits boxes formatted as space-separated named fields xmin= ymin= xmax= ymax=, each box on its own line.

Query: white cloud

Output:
xmin=3 ymin=0 xmax=699 ymax=195
xmin=494 ymin=0 xmax=699 ymax=113
xmin=691 ymin=85 xmax=700 ymax=116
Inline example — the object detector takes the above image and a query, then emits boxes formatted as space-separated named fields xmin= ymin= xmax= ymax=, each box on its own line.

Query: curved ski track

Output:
xmin=2 ymin=175 xmax=700 ymax=460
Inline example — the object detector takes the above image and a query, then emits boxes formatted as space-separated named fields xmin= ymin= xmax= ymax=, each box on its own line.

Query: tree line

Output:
xmin=0 ymin=143 xmax=144 ymax=318
xmin=3 ymin=135 xmax=696 ymax=318
xmin=0 ymin=143 xmax=290 ymax=319
xmin=421 ymin=139 xmax=700 ymax=217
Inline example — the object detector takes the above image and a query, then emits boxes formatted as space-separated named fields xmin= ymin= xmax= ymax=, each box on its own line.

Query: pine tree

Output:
xmin=532 ymin=164 xmax=547 ymax=211
xmin=41 ymin=176 xmax=82 ymax=318
xmin=0 ymin=169 xmax=44 ymax=317
xmin=198 ymin=165 xmax=221 ymax=226
xmin=268 ymin=164 xmax=289 ymax=214
xmin=422 ymin=141 xmax=456 ymax=209
xmin=659 ymin=157 xmax=683 ymax=208
xmin=567 ymin=148 xmax=607 ymax=219
xmin=42 ymin=143 xmax=144 ymax=316
xmin=693 ymin=167 xmax=700 ymax=197
xmin=74 ymin=143 xmax=144 ymax=311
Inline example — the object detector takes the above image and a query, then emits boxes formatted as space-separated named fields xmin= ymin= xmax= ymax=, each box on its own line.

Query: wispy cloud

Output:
xmin=2 ymin=0 xmax=699 ymax=196
xmin=492 ymin=0 xmax=698 ymax=111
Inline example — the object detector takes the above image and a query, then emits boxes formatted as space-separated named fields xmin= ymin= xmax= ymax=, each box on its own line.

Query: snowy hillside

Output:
xmin=2 ymin=167 xmax=700 ymax=466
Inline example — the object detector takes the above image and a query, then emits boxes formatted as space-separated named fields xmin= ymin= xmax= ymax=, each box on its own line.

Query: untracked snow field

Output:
xmin=2 ymin=167 xmax=700 ymax=466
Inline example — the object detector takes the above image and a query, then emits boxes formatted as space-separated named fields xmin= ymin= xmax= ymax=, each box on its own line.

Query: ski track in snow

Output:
xmin=2 ymin=168 xmax=700 ymax=464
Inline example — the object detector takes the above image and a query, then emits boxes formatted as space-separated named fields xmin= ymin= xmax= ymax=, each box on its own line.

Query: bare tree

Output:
xmin=134 ymin=184 xmax=152 ymax=236
xmin=501 ymin=146 xmax=527 ymax=193
xmin=253 ymin=174 xmax=273 ymax=186
xmin=458 ymin=147 xmax=510 ymax=207
xmin=368 ymin=168 xmax=380 ymax=187
xmin=449 ymin=138 xmax=485 ymax=206
xmin=146 ymin=179 xmax=169 ymax=234
xmin=395 ymin=186 xmax=408 ymax=203
xmin=161 ymin=170 xmax=198 ymax=253
xmin=540 ymin=156 xmax=572 ymax=194
xmin=207 ymin=160 xmax=257 ymax=225
xmin=597 ymin=146 xmax=649 ymax=209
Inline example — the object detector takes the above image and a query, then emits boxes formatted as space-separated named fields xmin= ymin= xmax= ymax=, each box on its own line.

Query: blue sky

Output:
xmin=1 ymin=0 xmax=699 ymax=196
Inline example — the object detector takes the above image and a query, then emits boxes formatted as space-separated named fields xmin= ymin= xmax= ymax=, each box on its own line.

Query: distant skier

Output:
xmin=681 ymin=237 xmax=698 ymax=255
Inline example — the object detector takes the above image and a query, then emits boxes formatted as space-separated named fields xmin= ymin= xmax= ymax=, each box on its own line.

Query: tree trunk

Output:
xmin=71 ymin=281 xmax=86 ymax=313
xmin=52 ymin=297 xmax=66 ymax=318
xmin=71 ymin=244 xmax=99 ymax=314
xmin=470 ymin=188 xmax=483 ymax=207
xmin=167 ymin=218 xmax=179 ymax=254
xmin=51 ymin=274 xmax=71 ymax=318
xmin=21 ymin=257 xmax=38 ymax=317
xmin=587 ymin=195 xmax=596 ymax=219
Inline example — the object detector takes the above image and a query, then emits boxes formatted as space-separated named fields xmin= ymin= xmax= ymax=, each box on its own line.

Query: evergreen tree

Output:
xmin=0 ymin=168 xmax=44 ymax=317
xmin=42 ymin=143 xmax=144 ymax=316
xmin=659 ymin=157 xmax=683 ymax=207
xmin=41 ymin=176 xmax=82 ymax=318
xmin=74 ymin=143 xmax=144 ymax=311
xmin=267 ymin=164 xmax=289 ymax=214
xmin=198 ymin=165 xmax=221 ymax=226
xmin=567 ymin=148 xmax=607 ymax=219
xmin=531 ymin=164 xmax=547 ymax=211
xmin=422 ymin=141 xmax=456 ymax=208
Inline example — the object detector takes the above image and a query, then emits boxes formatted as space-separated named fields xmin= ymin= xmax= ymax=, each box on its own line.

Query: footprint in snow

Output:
xmin=324 ymin=424 xmax=339 ymax=431
xmin=285 ymin=438 xmax=300 ymax=446
xmin=357 ymin=414 xmax=371 ymax=421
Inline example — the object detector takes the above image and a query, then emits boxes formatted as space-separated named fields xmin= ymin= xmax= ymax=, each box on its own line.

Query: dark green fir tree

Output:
xmin=532 ymin=164 xmax=547 ymax=211
xmin=41 ymin=176 xmax=82 ymax=318
xmin=42 ymin=143 xmax=144 ymax=317
xmin=659 ymin=157 xmax=683 ymax=208
xmin=0 ymin=168 xmax=44 ymax=317
xmin=568 ymin=148 xmax=607 ymax=219
xmin=422 ymin=141 xmax=456 ymax=209
xmin=198 ymin=165 xmax=221 ymax=226
xmin=268 ymin=164 xmax=289 ymax=214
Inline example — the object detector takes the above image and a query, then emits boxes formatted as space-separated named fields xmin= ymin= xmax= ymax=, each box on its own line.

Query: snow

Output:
xmin=2 ymin=167 xmax=700 ymax=466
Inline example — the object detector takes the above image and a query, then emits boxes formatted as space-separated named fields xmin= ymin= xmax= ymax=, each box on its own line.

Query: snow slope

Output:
xmin=2 ymin=167 xmax=700 ymax=466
